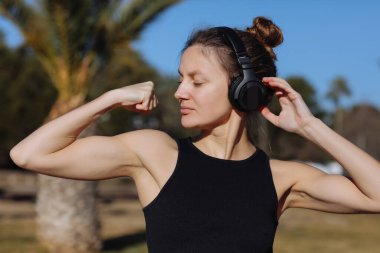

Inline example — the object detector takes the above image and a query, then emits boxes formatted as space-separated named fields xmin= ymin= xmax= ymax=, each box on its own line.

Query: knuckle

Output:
xmin=146 ymin=81 xmax=154 ymax=87
xmin=293 ymin=92 xmax=301 ymax=97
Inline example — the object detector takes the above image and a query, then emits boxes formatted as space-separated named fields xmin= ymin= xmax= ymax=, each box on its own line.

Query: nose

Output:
xmin=174 ymin=82 xmax=190 ymax=101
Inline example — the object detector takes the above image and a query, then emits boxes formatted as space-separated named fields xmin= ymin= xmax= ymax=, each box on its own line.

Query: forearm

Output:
xmin=10 ymin=90 xmax=118 ymax=167
xmin=302 ymin=117 xmax=380 ymax=201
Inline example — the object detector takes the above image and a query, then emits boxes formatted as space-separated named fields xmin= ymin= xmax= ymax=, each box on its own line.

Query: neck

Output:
xmin=194 ymin=111 xmax=254 ymax=160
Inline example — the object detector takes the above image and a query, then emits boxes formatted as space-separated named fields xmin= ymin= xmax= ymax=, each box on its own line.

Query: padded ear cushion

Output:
xmin=229 ymin=75 xmax=274 ymax=111
xmin=244 ymin=81 xmax=274 ymax=111
xmin=243 ymin=81 xmax=264 ymax=111
xmin=228 ymin=75 xmax=244 ymax=110
xmin=260 ymin=83 xmax=274 ymax=107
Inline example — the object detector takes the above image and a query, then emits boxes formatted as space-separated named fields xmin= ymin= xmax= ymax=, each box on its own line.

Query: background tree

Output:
xmin=0 ymin=33 xmax=56 ymax=167
xmin=0 ymin=0 xmax=180 ymax=252
xmin=326 ymin=76 xmax=351 ymax=134
xmin=267 ymin=76 xmax=328 ymax=161
xmin=342 ymin=104 xmax=380 ymax=160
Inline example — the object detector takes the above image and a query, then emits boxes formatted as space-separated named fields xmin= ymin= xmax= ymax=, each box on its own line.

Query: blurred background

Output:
xmin=0 ymin=0 xmax=379 ymax=253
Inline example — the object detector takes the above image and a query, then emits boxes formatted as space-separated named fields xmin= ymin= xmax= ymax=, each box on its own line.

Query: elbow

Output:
xmin=9 ymin=145 xmax=33 ymax=170
xmin=10 ymin=146 xmax=53 ymax=174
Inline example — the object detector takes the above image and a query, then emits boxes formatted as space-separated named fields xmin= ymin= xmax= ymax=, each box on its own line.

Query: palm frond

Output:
xmin=0 ymin=0 xmax=63 ymax=85
xmin=113 ymin=0 xmax=180 ymax=45
xmin=0 ymin=0 xmax=36 ymax=29
xmin=1 ymin=0 xmax=181 ymax=98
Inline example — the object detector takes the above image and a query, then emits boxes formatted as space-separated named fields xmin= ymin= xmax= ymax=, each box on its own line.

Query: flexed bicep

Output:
xmin=284 ymin=161 xmax=380 ymax=214
xmin=23 ymin=134 xmax=143 ymax=180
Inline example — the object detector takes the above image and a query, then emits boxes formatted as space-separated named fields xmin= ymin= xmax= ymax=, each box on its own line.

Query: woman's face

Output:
xmin=175 ymin=45 xmax=233 ymax=129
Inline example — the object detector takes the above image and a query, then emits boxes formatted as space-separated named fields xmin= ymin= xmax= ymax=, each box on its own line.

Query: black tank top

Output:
xmin=143 ymin=137 xmax=279 ymax=253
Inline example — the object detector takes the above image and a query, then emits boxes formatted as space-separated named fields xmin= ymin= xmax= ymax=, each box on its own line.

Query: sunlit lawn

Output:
xmin=1 ymin=198 xmax=380 ymax=253
xmin=1 ymin=177 xmax=380 ymax=253
xmin=274 ymin=209 xmax=380 ymax=253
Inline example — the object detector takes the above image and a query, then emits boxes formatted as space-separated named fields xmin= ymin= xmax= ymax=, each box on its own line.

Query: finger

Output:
xmin=153 ymin=95 xmax=158 ymax=108
xmin=140 ymin=80 xmax=154 ymax=88
xmin=263 ymin=79 xmax=294 ymax=95
xmin=262 ymin=77 xmax=294 ymax=90
xmin=142 ymin=93 xmax=152 ymax=110
xmin=135 ymin=99 xmax=148 ymax=111
xmin=260 ymin=107 xmax=278 ymax=126
xmin=262 ymin=77 xmax=289 ymax=86
xmin=147 ymin=94 xmax=155 ymax=110
xmin=267 ymin=83 xmax=303 ymax=106
xmin=278 ymin=94 xmax=292 ymax=106
xmin=134 ymin=103 xmax=144 ymax=111
xmin=277 ymin=90 xmax=312 ymax=117
xmin=151 ymin=93 xmax=158 ymax=109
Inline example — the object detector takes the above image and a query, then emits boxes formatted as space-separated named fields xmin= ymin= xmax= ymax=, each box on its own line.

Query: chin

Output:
xmin=180 ymin=118 xmax=215 ymax=131
xmin=180 ymin=116 xmax=203 ymax=129
xmin=181 ymin=119 xmax=198 ymax=129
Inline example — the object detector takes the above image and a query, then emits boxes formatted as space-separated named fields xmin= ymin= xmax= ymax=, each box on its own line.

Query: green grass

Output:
xmin=1 ymin=202 xmax=380 ymax=253
xmin=0 ymin=219 xmax=48 ymax=253
xmin=274 ymin=209 xmax=380 ymax=253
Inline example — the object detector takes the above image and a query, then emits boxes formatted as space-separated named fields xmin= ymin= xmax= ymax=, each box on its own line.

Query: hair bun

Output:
xmin=247 ymin=16 xmax=283 ymax=59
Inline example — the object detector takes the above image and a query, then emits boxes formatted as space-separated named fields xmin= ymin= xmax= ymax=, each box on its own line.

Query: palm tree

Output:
xmin=326 ymin=77 xmax=351 ymax=133
xmin=326 ymin=77 xmax=351 ymax=109
xmin=0 ymin=0 xmax=180 ymax=252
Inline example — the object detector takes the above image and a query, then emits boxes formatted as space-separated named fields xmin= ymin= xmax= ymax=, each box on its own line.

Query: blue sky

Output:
xmin=1 ymin=0 xmax=379 ymax=110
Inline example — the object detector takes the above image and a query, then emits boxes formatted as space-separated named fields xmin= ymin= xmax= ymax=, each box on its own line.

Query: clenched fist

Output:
xmin=111 ymin=81 xmax=158 ymax=112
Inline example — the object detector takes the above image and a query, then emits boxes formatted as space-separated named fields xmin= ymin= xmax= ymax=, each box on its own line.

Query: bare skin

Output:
xmin=10 ymin=45 xmax=380 ymax=222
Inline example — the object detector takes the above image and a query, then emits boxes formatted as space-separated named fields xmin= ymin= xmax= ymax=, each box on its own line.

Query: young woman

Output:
xmin=10 ymin=17 xmax=380 ymax=253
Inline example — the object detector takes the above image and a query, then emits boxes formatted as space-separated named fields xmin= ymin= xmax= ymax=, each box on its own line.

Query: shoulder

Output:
xmin=115 ymin=130 xmax=180 ymax=185
xmin=114 ymin=129 xmax=177 ymax=153
xmin=114 ymin=129 xmax=178 ymax=169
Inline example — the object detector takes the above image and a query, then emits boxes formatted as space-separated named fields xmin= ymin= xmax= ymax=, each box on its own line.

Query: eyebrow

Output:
xmin=177 ymin=69 xmax=206 ymax=77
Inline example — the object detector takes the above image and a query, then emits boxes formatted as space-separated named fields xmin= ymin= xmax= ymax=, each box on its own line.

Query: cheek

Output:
xmin=198 ymin=87 xmax=231 ymax=115
xmin=204 ymin=85 xmax=230 ymax=106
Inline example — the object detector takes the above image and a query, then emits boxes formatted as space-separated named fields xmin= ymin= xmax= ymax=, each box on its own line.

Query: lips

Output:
xmin=180 ymin=106 xmax=193 ymax=115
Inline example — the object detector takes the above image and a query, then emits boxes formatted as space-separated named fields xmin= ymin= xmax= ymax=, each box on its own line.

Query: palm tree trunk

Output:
xmin=36 ymin=97 xmax=102 ymax=253
xmin=36 ymin=176 xmax=101 ymax=253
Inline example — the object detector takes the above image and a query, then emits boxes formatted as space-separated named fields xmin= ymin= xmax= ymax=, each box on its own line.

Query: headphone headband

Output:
xmin=216 ymin=27 xmax=254 ymax=70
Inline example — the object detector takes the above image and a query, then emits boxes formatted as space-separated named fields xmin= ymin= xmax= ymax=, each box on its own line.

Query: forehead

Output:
xmin=179 ymin=45 xmax=227 ymax=78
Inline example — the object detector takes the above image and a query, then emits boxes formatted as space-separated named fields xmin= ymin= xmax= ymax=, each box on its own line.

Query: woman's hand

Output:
xmin=260 ymin=77 xmax=316 ymax=136
xmin=111 ymin=81 xmax=158 ymax=113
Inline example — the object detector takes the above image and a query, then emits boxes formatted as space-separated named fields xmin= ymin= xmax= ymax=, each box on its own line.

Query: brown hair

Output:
xmin=182 ymin=16 xmax=283 ymax=83
xmin=182 ymin=16 xmax=284 ymax=150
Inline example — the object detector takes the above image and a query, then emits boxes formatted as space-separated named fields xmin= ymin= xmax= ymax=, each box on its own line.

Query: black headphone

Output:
xmin=216 ymin=26 xmax=274 ymax=112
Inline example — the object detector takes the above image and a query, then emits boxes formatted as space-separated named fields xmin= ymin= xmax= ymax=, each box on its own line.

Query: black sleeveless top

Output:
xmin=143 ymin=138 xmax=279 ymax=253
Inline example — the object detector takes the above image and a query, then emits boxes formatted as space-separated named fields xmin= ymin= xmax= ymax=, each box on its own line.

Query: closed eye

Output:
xmin=193 ymin=81 xmax=205 ymax=86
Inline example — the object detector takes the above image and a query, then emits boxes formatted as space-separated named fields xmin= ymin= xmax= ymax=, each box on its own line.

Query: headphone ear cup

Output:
xmin=228 ymin=76 xmax=244 ymax=110
xmin=231 ymin=79 xmax=274 ymax=111
xmin=260 ymin=84 xmax=274 ymax=107
xmin=228 ymin=76 xmax=274 ymax=112
xmin=243 ymin=81 xmax=274 ymax=111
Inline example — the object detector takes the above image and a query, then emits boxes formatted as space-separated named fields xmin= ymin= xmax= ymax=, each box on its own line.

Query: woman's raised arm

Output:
xmin=10 ymin=81 xmax=158 ymax=180
xmin=262 ymin=77 xmax=380 ymax=214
